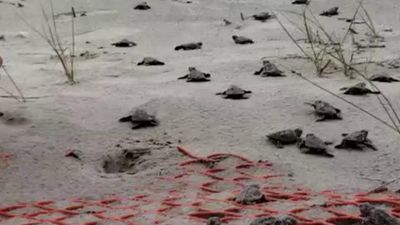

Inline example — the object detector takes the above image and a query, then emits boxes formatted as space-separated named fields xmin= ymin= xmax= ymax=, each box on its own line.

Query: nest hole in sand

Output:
xmin=102 ymin=148 xmax=151 ymax=174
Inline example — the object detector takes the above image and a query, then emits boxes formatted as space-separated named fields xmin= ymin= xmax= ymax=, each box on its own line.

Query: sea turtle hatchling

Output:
xmin=112 ymin=39 xmax=137 ymax=47
xmin=267 ymin=128 xmax=303 ymax=148
xmin=298 ymin=133 xmax=334 ymax=158
xmin=134 ymin=2 xmax=151 ymax=10
xmin=137 ymin=57 xmax=165 ymax=66
xmin=216 ymin=85 xmax=252 ymax=99
xmin=359 ymin=203 xmax=400 ymax=225
xmin=369 ymin=73 xmax=399 ymax=83
xmin=232 ymin=35 xmax=254 ymax=45
xmin=235 ymin=184 xmax=266 ymax=205
xmin=305 ymin=100 xmax=342 ymax=121
xmin=340 ymin=82 xmax=380 ymax=95
xmin=335 ymin=130 xmax=377 ymax=151
xmin=174 ymin=42 xmax=202 ymax=51
xmin=320 ymin=7 xmax=339 ymax=17
xmin=292 ymin=0 xmax=309 ymax=5
xmin=119 ymin=109 xmax=159 ymax=129
xmin=252 ymin=12 xmax=273 ymax=22
xmin=250 ymin=216 xmax=298 ymax=225
xmin=178 ymin=67 xmax=211 ymax=82
xmin=254 ymin=60 xmax=285 ymax=77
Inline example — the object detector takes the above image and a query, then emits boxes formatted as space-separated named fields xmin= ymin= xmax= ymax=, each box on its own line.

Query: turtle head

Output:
xmin=262 ymin=60 xmax=270 ymax=65
xmin=294 ymin=128 xmax=303 ymax=137
xmin=188 ymin=67 xmax=196 ymax=72
xmin=197 ymin=42 xmax=203 ymax=46
xmin=359 ymin=130 xmax=369 ymax=136
xmin=359 ymin=203 xmax=374 ymax=217
xmin=232 ymin=35 xmax=238 ymax=40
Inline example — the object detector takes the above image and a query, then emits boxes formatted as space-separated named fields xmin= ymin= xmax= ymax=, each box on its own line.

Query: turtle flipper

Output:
xmin=334 ymin=143 xmax=345 ymax=149
xmin=244 ymin=90 xmax=252 ymax=94
xmin=137 ymin=61 xmax=144 ymax=65
xmin=254 ymin=68 xmax=262 ymax=75
xmin=339 ymin=87 xmax=348 ymax=91
xmin=316 ymin=116 xmax=326 ymax=122
xmin=363 ymin=141 xmax=378 ymax=151
xmin=323 ymin=151 xmax=335 ymax=158
xmin=304 ymin=102 xmax=316 ymax=108
xmin=119 ymin=115 xmax=132 ymax=122
xmin=178 ymin=75 xmax=188 ymax=80
xmin=369 ymin=90 xmax=381 ymax=94
xmin=272 ymin=140 xmax=284 ymax=149
xmin=216 ymin=92 xmax=225 ymax=96
xmin=391 ymin=78 xmax=400 ymax=82
xmin=131 ymin=123 xmax=145 ymax=129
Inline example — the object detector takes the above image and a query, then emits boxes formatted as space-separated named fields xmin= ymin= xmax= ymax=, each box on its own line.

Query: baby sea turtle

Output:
xmin=305 ymin=100 xmax=342 ymax=121
xmin=134 ymin=2 xmax=151 ymax=10
xmin=335 ymin=130 xmax=377 ymax=151
xmin=320 ymin=7 xmax=339 ymax=17
xmin=369 ymin=73 xmax=399 ymax=83
xmin=235 ymin=184 xmax=266 ymax=205
xmin=292 ymin=0 xmax=309 ymax=5
xmin=252 ymin=12 xmax=273 ymax=22
xmin=119 ymin=109 xmax=159 ymax=129
xmin=340 ymin=82 xmax=380 ymax=95
xmin=174 ymin=42 xmax=202 ymax=51
xmin=207 ymin=217 xmax=221 ymax=225
xmin=178 ymin=67 xmax=211 ymax=82
xmin=216 ymin=85 xmax=252 ymax=99
xmin=232 ymin=35 xmax=254 ymax=45
xmin=298 ymin=133 xmax=334 ymax=158
xmin=359 ymin=203 xmax=399 ymax=225
xmin=250 ymin=216 xmax=298 ymax=225
xmin=254 ymin=60 xmax=285 ymax=77
xmin=137 ymin=57 xmax=165 ymax=66
xmin=267 ymin=128 xmax=303 ymax=148
xmin=112 ymin=39 xmax=137 ymax=47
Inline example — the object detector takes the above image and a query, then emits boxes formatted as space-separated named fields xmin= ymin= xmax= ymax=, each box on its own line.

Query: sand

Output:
xmin=1 ymin=0 xmax=400 ymax=211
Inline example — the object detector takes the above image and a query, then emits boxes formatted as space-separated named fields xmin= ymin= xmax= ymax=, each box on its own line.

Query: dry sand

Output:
xmin=1 ymin=0 xmax=400 ymax=212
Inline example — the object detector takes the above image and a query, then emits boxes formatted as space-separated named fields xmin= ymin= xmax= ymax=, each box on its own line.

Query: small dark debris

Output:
xmin=320 ymin=7 xmax=339 ymax=17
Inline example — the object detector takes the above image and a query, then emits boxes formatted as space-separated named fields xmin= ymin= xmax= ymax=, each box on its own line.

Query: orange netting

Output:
xmin=1 ymin=146 xmax=400 ymax=225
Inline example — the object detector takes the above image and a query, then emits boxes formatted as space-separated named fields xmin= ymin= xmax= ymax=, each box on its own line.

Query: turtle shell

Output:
xmin=130 ymin=109 xmax=157 ymax=123
xmin=343 ymin=130 xmax=368 ymax=142
xmin=250 ymin=216 xmax=297 ymax=225
xmin=260 ymin=61 xmax=283 ymax=76
xmin=235 ymin=184 xmax=265 ymax=205
xmin=112 ymin=39 xmax=137 ymax=47
xmin=187 ymin=67 xmax=209 ymax=80
xmin=369 ymin=73 xmax=399 ymax=82
xmin=267 ymin=129 xmax=302 ymax=144
xmin=224 ymin=85 xmax=247 ymax=95
xmin=313 ymin=101 xmax=340 ymax=116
